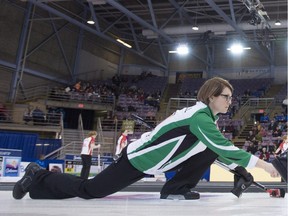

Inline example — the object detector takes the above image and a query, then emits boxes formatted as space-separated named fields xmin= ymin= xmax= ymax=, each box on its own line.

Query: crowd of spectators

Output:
xmin=38 ymin=75 xmax=287 ymax=135
xmin=23 ymin=106 xmax=63 ymax=126
xmin=242 ymin=113 xmax=288 ymax=162
xmin=49 ymin=72 xmax=163 ymax=111
xmin=50 ymin=80 xmax=115 ymax=104
xmin=0 ymin=103 xmax=10 ymax=122
xmin=113 ymin=73 xmax=163 ymax=120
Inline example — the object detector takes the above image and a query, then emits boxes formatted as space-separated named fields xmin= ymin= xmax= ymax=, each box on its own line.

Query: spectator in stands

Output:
xmin=242 ymin=140 xmax=251 ymax=151
xmin=255 ymin=121 xmax=261 ymax=133
xmin=251 ymin=124 xmax=258 ymax=137
xmin=255 ymin=139 xmax=263 ymax=151
xmin=127 ymin=103 xmax=137 ymax=112
xmin=0 ymin=104 xmax=9 ymax=122
xmin=144 ymin=94 xmax=160 ymax=111
xmin=116 ymin=104 xmax=124 ymax=112
xmin=138 ymin=92 xmax=145 ymax=102
xmin=275 ymin=112 xmax=286 ymax=122
xmin=144 ymin=94 xmax=153 ymax=104
xmin=246 ymin=141 xmax=258 ymax=155
xmin=146 ymin=109 xmax=156 ymax=121
xmin=259 ymin=127 xmax=267 ymax=138
xmin=46 ymin=107 xmax=61 ymax=125
xmin=274 ymin=135 xmax=288 ymax=155
xmin=225 ymin=121 xmax=236 ymax=138
xmin=244 ymin=89 xmax=251 ymax=96
xmin=246 ymin=131 xmax=255 ymax=142
xmin=260 ymin=112 xmax=270 ymax=123
xmin=272 ymin=125 xmax=282 ymax=138
xmin=32 ymin=106 xmax=45 ymax=125
xmin=268 ymin=141 xmax=277 ymax=154
xmin=73 ymin=81 xmax=82 ymax=92
xmin=80 ymin=131 xmax=100 ymax=179
xmin=112 ymin=74 xmax=121 ymax=87
xmin=259 ymin=147 xmax=270 ymax=162
xmin=13 ymin=77 xmax=280 ymax=201
xmin=23 ymin=106 xmax=33 ymax=124
xmin=268 ymin=119 xmax=278 ymax=131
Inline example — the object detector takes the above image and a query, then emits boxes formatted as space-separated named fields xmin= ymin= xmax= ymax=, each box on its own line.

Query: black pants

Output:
xmin=29 ymin=149 xmax=145 ymax=199
xmin=80 ymin=154 xmax=92 ymax=179
xmin=161 ymin=148 xmax=218 ymax=194
xmin=28 ymin=148 xmax=217 ymax=199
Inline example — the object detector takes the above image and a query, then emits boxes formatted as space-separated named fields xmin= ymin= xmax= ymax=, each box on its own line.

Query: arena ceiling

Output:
xmin=11 ymin=0 xmax=287 ymax=52
xmin=1 ymin=0 xmax=287 ymax=77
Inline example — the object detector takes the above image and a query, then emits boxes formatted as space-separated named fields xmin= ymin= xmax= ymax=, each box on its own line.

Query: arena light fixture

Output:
xmin=275 ymin=19 xmax=281 ymax=26
xmin=87 ymin=17 xmax=95 ymax=25
xmin=192 ymin=25 xmax=199 ymax=31
xmin=116 ymin=39 xmax=132 ymax=48
xmin=169 ymin=44 xmax=189 ymax=55
xmin=274 ymin=2 xmax=281 ymax=26
xmin=192 ymin=6 xmax=199 ymax=31
xmin=177 ymin=45 xmax=189 ymax=55
xmin=227 ymin=43 xmax=251 ymax=54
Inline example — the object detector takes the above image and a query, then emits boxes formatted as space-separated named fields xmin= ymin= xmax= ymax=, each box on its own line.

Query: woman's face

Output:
xmin=209 ymin=87 xmax=232 ymax=115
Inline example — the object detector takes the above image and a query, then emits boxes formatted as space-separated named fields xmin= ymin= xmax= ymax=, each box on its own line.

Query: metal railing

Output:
xmin=0 ymin=108 xmax=62 ymax=129
xmin=15 ymin=85 xmax=116 ymax=108
xmin=78 ymin=113 xmax=85 ymax=141
xmin=44 ymin=141 xmax=76 ymax=160
xmin=239 ymin=98 xmax=275 ymax=123
xmin=166 ymin=97 xmax=197 ymax=116
xmin=16 ymin=86 xmax=50 ymax=102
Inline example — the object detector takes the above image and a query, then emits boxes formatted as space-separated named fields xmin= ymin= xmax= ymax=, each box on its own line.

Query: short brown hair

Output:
xmin=88 ymin=131 xmax=97 ymax=137
xmin=197 ymin=77 xmax=233 ymax=105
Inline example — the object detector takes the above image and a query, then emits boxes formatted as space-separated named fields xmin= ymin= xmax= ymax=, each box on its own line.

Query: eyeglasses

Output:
xmin=220 ymin=94 xmax=233 ymax=102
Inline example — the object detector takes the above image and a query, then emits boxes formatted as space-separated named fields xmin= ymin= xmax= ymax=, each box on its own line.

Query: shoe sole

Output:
xmin=160 ymin=194 xmax=200 ymax=200
xmin=12 ymin=163 xmax=39 ymax=199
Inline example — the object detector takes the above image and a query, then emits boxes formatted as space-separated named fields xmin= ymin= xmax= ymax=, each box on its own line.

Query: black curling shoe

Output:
xmin=160 ymin=191 xmax=200 ymax=200
xmin=13 ymin=162 xmax=42 ymax=199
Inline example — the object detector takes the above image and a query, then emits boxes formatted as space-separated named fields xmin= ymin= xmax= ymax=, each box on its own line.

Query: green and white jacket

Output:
xmin=127 ymin=101 xmax=259 ymax=175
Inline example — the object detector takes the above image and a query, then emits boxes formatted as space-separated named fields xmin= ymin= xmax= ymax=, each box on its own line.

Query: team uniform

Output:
xmin=115 ymin=133 xmax=128 ymax=155
xmin=80 ymin=136 xmax=95 ymax=179
xmin=26 ymin=102 xmax=259 ymax=199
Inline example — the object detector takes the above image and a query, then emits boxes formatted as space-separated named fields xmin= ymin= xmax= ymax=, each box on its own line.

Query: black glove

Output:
xmin=231 ymin=166 xmax=254 ymax=198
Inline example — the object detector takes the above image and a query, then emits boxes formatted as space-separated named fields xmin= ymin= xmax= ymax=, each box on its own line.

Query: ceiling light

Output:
xmin=228 ymin=44 xmax=243 ymax=54
xmin=192 ymin=25 xmax=199 ymax=31
xmin=87 ymin=18 xmax=95 ymax=25
xmin=177 ymin=45 xmax=189 ymax=55
xmin=116 ymin=39 xmax=132 ymax=48
xmin=227 ymin=43 xmax=251 ymax=54
xmin=169 ymin=44 xmax=189 ymax=55
xmin=275 ymin=19 xmax=281 ymax=26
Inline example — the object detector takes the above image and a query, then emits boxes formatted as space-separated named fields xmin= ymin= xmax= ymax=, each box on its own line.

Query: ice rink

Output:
xmin=1 ymin=191 xmax=287 ymax=216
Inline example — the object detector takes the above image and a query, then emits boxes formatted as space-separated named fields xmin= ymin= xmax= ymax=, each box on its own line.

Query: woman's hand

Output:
xmin=256 ymin=159 xmax=280 ymax=178
xmin=264 ymin=163 xmax=280 ymax=177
